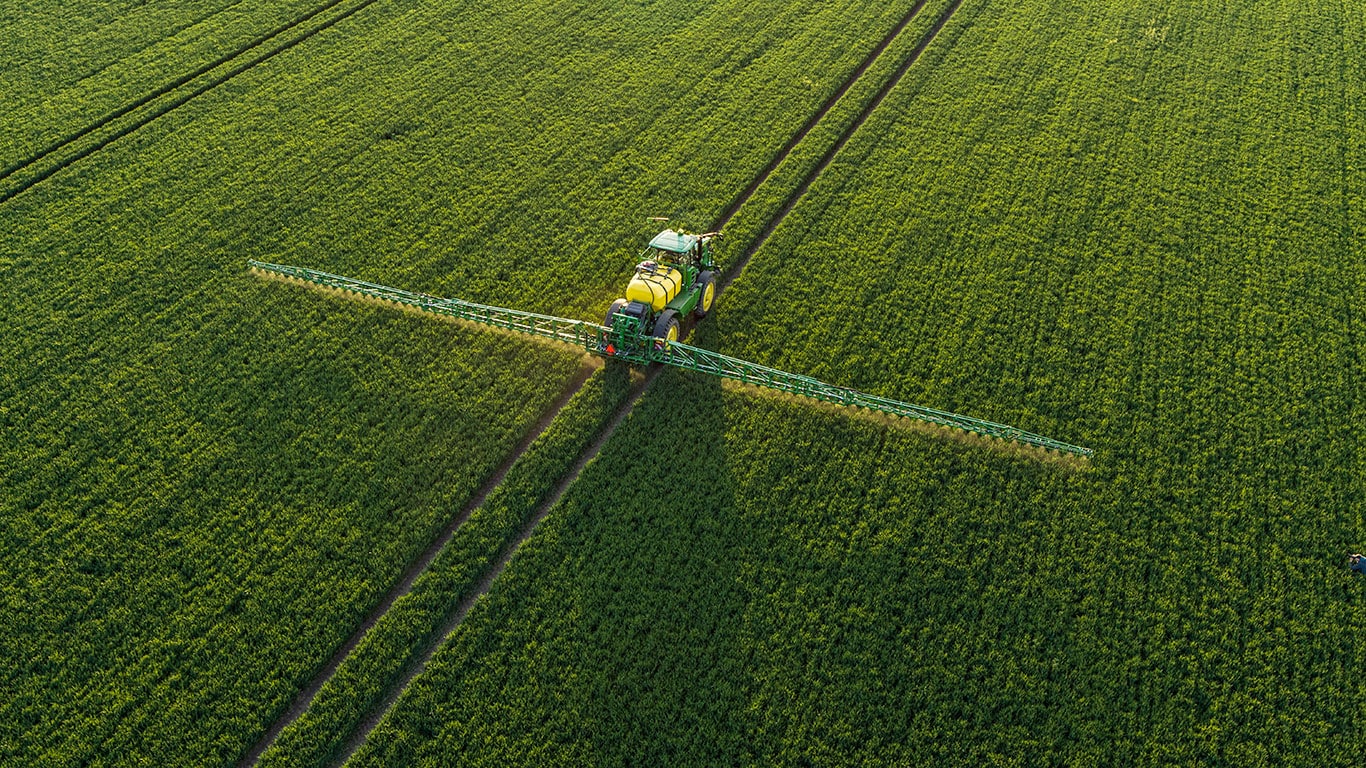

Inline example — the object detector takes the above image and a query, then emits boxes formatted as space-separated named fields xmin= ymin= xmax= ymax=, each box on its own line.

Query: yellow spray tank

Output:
xmin=625 ymin=260 xmax=684 ymax=312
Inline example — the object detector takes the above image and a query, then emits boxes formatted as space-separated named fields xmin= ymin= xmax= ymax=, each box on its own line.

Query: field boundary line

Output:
xmin=720 ymin=0 xmax=968 ymax=293
xmin=317 ymin=3 xmax=973 ymax=763
xmin=234 ymin=358 xmax=599 ymax=768
xmin=0 ymin=0 xmax=384 ymax=206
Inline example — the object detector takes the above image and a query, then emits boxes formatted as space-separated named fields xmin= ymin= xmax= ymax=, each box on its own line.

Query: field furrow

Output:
xmin=0 ymin=0 xmax=385 ymax=205
xmin=0 ymin=0 xmax=346 ymax=167
xmin=8 ymin=0 xmax=1364 ymax=764
xmin=2 ymin=0 xmax=980 ymax=765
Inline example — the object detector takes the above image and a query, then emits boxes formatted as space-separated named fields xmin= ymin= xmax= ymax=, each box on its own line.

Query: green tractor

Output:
xmin=601 ymin=229 xmax=720 ymax=356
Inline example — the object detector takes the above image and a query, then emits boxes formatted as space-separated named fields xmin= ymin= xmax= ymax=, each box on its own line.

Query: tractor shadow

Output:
xmin=560 ymin=363 xmax=753 ymax=763
xmin=572 ymin=324 xmax=1095 ymax=760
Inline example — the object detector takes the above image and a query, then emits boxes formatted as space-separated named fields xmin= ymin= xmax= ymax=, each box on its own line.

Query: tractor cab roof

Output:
xmin=648 ymin=229 xmax=698 ymax=254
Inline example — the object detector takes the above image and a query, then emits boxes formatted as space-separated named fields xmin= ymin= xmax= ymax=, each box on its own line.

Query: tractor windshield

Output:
xmin=647 ymin=247 xmax=685 ymax=264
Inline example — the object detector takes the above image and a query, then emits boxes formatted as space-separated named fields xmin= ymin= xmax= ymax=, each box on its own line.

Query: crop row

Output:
xmin=256 ymin=363 xmax=634 ymax=768
xmin=143 ymin=0 xmax=937 ymax=320
xmin=239 ymin=0 xmax=971 ymax=760
xmin=715 ymin=0 xmax=971 ymax=268
xmin=1 ymin=0 xmax=390 ymax=206
xmin=0 ymin=284 xmax=581 ymax=766
xmin=349 ymin=371 xmax=1084 ymax=766
xmin=346 ymin=0 xmax=1366 ymax=763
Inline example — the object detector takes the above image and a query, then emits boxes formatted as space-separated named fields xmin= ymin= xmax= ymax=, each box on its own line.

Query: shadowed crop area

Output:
xmin=6 ymin=0 xmax=1365 ymax=764
xmin=0 ymin=233 xmax=582 ymax=765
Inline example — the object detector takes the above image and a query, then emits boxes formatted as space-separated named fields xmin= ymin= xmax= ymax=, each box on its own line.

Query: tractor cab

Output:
xmin=645 ymin=229 xmax=718 ymax=270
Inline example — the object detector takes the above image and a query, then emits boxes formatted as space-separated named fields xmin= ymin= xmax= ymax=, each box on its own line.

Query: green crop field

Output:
xmin=0 ymin=0 xmax=979 ymax=765
xmin=344 ymin=0 xmax=1366 ymax=765
xmin=0 ymin=0 xmax=332 ymax=166
xmin=5 ymin=0 xmax=1365 ymax=765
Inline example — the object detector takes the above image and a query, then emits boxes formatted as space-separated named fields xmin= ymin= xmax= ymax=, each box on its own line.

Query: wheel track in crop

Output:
xmin=287 ymin=2 xmax=975 ymax=765
xmin=711 ymin=0 xmax=935 ymax=230
xmin=719 ymin=0 xmax=969 ymax=292
xmin=329 ymin=368 xmax=661 ymax=766
xmin=0 ymin=0 xmax=384 ymax=206
xmin=233 ymin=359 xmax=599 ymax=768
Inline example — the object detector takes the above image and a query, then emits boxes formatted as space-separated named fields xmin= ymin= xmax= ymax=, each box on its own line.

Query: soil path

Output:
xmin=331 ymin=368 xmax=661 ymax=765
xmin=234 ymin=359 xmax=598 ymax=768
xmin=710 ymin=0 xmax=934 ymax=231
xmin=719 ymin=0 xmax=969 ymax=293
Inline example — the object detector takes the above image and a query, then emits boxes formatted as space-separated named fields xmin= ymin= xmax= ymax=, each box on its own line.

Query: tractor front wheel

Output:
xmin=694 ymin=272 xmax=716 ymax=319
xmin=652 ymin=309 xmax=680 ymax=347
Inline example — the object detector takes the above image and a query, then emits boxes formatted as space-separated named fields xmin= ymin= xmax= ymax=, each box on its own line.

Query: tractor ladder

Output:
xmin=248 ymin=260 xmax=1093 ymax=458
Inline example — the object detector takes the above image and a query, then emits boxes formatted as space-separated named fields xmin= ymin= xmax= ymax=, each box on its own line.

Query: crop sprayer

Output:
xmin=249 ymin=228 xmax=1093 ymax=458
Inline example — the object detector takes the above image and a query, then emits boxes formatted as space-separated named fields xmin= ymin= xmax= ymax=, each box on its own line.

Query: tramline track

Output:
xmin=721 ymin=0 xmax=970 ymax=291
xmin=0 ymin=0 xmax=382 ymax=205
xmin=710 ymin=0 xmax=935 ymax=230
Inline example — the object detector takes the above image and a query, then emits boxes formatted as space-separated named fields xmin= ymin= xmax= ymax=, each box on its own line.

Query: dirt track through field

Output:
xmin=710 ymin=0 xmax=933 ymax=231
xmin=0 ymin=0 xmax=383 ymax=206
xmin=719 ymin=0 xmax=969 ymax=293
xmin=304 ymin=2 xmax=973 ymax=764
xmin=330 ymin=368 xmax=660 ymax=765
xmin=233 ymin=358 xmax=598 ymax=768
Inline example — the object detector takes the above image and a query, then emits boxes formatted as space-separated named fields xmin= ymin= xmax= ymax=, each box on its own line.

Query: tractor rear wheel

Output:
xmin=603 ymin=298 xmax=628 ymax=327
xmin=653 ymin=309 xmax=680 ymax=345
xmin=694 ymin=272 xmax=716 ymax=319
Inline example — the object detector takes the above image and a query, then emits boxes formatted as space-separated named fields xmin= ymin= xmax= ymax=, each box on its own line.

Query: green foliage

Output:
xmin=351 ymin=372 xmax=1097 ymax=767
xmin=0 ymin=266 xmax=581 ymax=766
xmin=13 ymin=0 xmax=1364 ymax=763
xmin=0 ymin=0 xmax=326 ymax=165
xmin=350 ymin=0 xmax=1366 ymax=764
xmin=257 ymin=363 xmax=634 ymax=768
xmin=716 ymin=0 xmax=961 ymax=264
